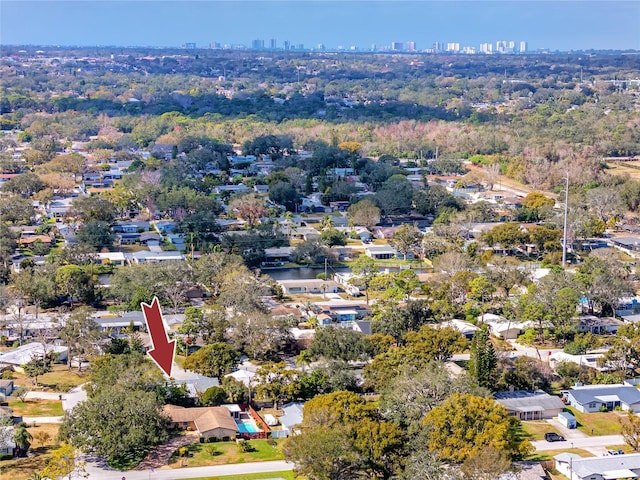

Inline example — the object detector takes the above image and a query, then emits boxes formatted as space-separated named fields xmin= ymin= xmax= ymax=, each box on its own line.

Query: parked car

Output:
xmin=544 ymin=432 xmax=566 ymax=442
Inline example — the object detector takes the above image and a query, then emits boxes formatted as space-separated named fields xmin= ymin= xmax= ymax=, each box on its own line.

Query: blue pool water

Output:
xmin=237 ymin=422 xmax=259 ymax=434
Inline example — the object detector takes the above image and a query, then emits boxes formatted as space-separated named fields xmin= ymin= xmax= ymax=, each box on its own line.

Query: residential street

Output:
xmin=531 ymin=435 xmax=624 ymax=455
xmin=82 ymin=459 xmax=293 ymax=480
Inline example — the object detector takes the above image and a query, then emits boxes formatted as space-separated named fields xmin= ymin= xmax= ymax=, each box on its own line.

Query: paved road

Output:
xmin=22 ymin=416 xmax=63 ymax=423
xmin=83 ymin=459 xmax=293 ymax=480
xmin=532 ymin=435 xmax=623 ymax=452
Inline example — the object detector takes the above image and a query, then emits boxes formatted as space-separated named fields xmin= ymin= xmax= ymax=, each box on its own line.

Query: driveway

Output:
xmin=134 ymin=434 xmax=198 ymax=471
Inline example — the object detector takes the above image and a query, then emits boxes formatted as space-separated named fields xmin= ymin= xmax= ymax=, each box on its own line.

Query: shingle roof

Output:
xmin=569 ymin=384 xmax=640 ymax=406
xmin=494 ymin=390 xmax=565 ymax=412
xmin=555 ymin=453 xmax=640 ymax=478
xmin=162 ymin=405 xmax=238 ymax=434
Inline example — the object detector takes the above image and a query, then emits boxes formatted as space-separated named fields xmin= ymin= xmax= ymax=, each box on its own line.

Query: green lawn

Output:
xmin=526 ymin=448 xmax=594 ymax=462
xmin=11 ymin=364 xmax=88 ymax=391
xmin=0 ymin=424 xmax=60 ymax=480
xmin=564 ymin=407 xmax=623 ymax=436
xmin=8 ymin=399 xmax=63 ymax=417
xmin=168 ymin=440 xmax=285 ymax=468
xmin=522 ymin=421 xmax=563 ymax=441
xmin=176 ymin=472 xmax=295 ymax=480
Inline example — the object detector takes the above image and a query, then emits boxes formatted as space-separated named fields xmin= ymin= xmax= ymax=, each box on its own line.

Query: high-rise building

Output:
xmin=446 ymin=42 xmax=460 ymax=53
xmin=251 ymin=39 xmax=265 ymax=50
xmin=391 ymin=41 xmax=404 ymax=52
xmin=183 ymin=42 xmax=196 ymax=49
xmin=283 ymin=40 xmax=291 ymax=51
xmin=405 ymin=41 xmax=416 ymax=52
xmin=269 ymin=38 xmax=277 ymax=50
xmin=433 ymin=42 xmax=444 ymax=53
xmin=519 ymin=41 xmax=528 ymax=53
xmin=479 ymin=43 xmax=493 ymax=54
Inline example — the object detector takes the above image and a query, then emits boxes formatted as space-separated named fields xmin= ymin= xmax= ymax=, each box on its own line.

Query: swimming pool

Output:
xmin=237 ymin=422 xmax=260 ymax=434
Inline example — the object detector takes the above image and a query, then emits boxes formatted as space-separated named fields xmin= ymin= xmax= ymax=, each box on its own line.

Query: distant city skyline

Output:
xmin=1 ymin=1 xmax=639 ymax=52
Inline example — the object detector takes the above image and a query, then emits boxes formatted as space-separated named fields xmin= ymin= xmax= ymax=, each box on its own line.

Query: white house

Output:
xmin=277 ymin=279 xmax=339 ymax=295
xmin=131 ymin=251 xmax=185 ymax=264
xmin=563 ymin=384 xmax=640 ymax=413
xmin=555 ymin=452 xmax=640 ymax=480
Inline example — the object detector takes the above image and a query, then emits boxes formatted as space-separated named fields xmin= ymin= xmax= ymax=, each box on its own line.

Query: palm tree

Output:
xmin=14 ymin=422 xmax=33 ymax=457
xmin=295 ymin=350 xmax=312 ymax=373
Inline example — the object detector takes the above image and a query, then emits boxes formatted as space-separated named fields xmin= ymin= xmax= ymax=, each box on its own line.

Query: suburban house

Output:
xmin=263 ymin=247 xmax=295 ymax=265
xmin=0 ymin=426 xmax=16 ymax=456
xmin=276 ymin=279 xmax=339 ymax=295
xmin=550 ymin=351 xmax=609 ymax=372
xmin=0 ymin=380 xmax=14 ymax=398
xmin=97 ymin=252 xmax=126 ymax=266
xmin=131 ymin=251 xmax=185 ymax=264
xmin=278 ymin=402 xmax=304 ymax=437
xmin=441 ymin=319 xmax=480 ymax=340
xmin=577 ymin=315 xmax=623 ymax=335
xmin=364 ymin=245 xmax=398 ymax=260
xmin=163 ymin=405 xmax=239 ymax=440
xmin=494 ymin=390 xmax=565 ymax=420
xmin=554 ymin=452 xmax=640 ymax=480
xmin=563 ymin=384 xmax=640 ymax=413
xmin=481 ymin=313 xmax=527 ymax=340
xmin=0 ymin=343 xmax=68 ymax=372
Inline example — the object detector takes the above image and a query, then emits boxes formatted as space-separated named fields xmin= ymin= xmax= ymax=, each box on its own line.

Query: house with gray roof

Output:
xmin=563 ymin=384 xmax=640 ymax=413
xmin=494 ymin=390 xmax=565 ymax=420
xmin=555 ymin=452 xmax=640 ymax=480
xmin=279 ymin=402 xmax=304 ymax=437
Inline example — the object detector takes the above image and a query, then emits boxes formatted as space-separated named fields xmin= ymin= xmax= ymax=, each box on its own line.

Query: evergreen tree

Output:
xmin=469 ymin=326 xmax=497 ymax=390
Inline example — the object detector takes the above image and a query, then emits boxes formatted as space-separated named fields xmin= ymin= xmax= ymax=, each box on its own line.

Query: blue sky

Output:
xmin=1 ymin=1 xmax=639 ymax=51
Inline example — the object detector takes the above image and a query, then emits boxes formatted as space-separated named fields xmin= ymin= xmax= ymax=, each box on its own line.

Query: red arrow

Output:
xmin=141 ymin=297 xmax=175 ymax=377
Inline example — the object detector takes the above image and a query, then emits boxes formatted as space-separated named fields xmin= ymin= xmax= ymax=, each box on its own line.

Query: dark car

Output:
xmin=544 ymin=432 xmax=566 ymax=442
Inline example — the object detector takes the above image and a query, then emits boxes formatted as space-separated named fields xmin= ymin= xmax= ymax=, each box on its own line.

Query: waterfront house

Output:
xmin=276 ymin=279 xmax=339 ymax=295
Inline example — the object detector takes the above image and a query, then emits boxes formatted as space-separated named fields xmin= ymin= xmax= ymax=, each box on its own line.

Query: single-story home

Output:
xmin=0 ymin=343 xmax=68 ymax=372
xmin=0 ymin=380 xmax=14 ymax=397
xmin=577 ymin=315 xmax=623 ymax=335
xmin=494 ymin=390 xmax=565 ymax=420
xmin=279 ymin=402 xmax=304 ymax=437
xmin=481 ymin=313 xmax=527 ymax=340
xmin=0 ymin=426 xmax=16 ymax=456
xmin=131 ymin=251 xmax=185 ymax=264
xmin=554 ymin=452 xmax=640 ymax=480
xmin=441 ymin=319 xmax=480 ymax=340
xmin=276 ymin=279 xmax=339 ymax=295
xmin=364 ymin=245 xmax=397 ymax=260
xmin=563 ymin=383 xmax=640 ymax=413
xmin=96 ymin=252 xmax=126 ymax=266
xmin=263 ymin=247 xmax=295 ymax=264
xmin=163 ymin=405 xmax=239 ymax=440
xmin=550 ymin=351 xmax=612 ymax=374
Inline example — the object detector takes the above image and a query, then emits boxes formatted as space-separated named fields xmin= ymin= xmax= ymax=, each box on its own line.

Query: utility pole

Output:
xmin=562 ymin=171 xmax=570 ymax=268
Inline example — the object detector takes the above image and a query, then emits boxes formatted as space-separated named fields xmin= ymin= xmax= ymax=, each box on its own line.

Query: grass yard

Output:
xmin=522 ymin=421 xmax=563 ymax=441
xmin=176 ymin=472 xmax=295 ymax=480
xmin=526 ymin=448 xmax=594 ymax=462
xmin=11 ymin=364 xmax=88 ymax=391
xmin=8 ymin=399 xmax=63 ymax=417
xmin=606 ymin=444 xmax=635 ymax=454
xmin=0 ymin=424 xmax=60 ymax=480
xmin=168 ymin=440 xmax=284 ymax=468
xmin=565 ymin=407 xmax=623 ymax=436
